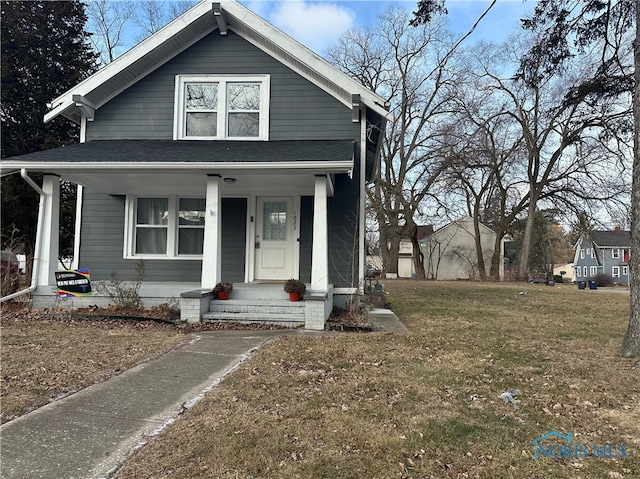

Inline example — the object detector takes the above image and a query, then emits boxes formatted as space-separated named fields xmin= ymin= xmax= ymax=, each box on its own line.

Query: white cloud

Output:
xmin=245 ymin=1 xmax=356 ymax=53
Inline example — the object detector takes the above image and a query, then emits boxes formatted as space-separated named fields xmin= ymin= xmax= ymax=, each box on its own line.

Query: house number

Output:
xmin=292 ymin=212 xmax=297 ymax=231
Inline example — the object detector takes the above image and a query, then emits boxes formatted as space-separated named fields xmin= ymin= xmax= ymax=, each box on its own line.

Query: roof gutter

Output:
xmin=0 ymin=169 xmax=45 ymax=302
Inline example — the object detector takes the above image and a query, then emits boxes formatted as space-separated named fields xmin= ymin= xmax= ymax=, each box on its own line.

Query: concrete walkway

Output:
xmin=0 ymin=330 xmax=301 ymax=479
xmin=1 ymin=310 xmax=408 ymax=479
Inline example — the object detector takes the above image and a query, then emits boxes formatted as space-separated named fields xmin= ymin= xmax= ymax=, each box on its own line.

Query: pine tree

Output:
xmin=1 ymin=1 xmax=97 ymax=259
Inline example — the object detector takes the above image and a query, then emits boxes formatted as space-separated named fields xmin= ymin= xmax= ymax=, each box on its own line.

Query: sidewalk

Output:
xmin=1 ymin=310 xmax=408 ymax=479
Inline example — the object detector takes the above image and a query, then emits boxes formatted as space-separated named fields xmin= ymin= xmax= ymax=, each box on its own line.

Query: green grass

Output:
xmin=114 ymin=281 xmax=639 ymax=479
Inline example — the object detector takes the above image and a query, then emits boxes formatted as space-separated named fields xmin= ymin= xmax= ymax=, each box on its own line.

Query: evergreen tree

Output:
xmin=1 ymin=1 xmax=97 ymax=260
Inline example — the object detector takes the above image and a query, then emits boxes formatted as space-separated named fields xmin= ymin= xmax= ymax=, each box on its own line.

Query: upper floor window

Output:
xmin=591 ymin=248 xmax=596 ymax=258
xmin=612 ymin=248 xmax=620 ymax=259
xmin=174 ymin=75 xmax=270 ymax=140
xmin=580 ymin=249 xmax=585 ymax=259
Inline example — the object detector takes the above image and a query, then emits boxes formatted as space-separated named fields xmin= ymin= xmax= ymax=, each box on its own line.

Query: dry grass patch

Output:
xmin=114 ymin=281 xmax=639 ymax=479
xmin=0 ymin=304 xmax=186 ymax=423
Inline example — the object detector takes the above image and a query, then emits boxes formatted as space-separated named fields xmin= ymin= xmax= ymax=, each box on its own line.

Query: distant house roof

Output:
xmin=417 ymin=225 xmax=434 ymax=240
xmin=590 ymin=230 xmax=630 ymax=248
xmin=399 ymin=225 xmax=434 ymax=241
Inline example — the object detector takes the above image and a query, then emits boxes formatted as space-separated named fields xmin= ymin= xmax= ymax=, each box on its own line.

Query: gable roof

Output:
xmin=590 ymin=230 xmax=631 ymax=248
xmin=44 ymin=0 xmax=389 ymax=125
xmin=428 ymin=215 xmax=496 ymax=238
xmin=3 ymin=139 xmax=354 ymax=166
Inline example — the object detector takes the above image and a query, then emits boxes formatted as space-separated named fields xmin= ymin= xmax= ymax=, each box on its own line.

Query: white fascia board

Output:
xmin=44 ymin=1 xmax=213 ymax=123
xmin=5 ymin=160 xmax=354 ymax=173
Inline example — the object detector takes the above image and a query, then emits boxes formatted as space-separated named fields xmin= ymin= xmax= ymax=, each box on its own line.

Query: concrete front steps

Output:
xmin=201 ymin=283 xmax=306 ymax=328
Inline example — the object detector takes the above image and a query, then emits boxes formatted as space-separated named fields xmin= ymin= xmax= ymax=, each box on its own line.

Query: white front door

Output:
xmin=255 ymin=197 xmax=294 ymax=280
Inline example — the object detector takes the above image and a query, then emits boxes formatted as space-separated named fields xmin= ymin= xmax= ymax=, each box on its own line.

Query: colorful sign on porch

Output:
xmin=55 ymin=268 xmax=92 ymax=297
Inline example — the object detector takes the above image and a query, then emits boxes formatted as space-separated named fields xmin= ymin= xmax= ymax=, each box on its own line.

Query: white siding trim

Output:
xmin=311 ymin=175 xmax=328 ymax=291
xmin=72 ymin=184 xmax=83 ymax=270
xmin=202 ymin=176 xmax=222 ymax=288
xmin=37 ymin=176 xmax=60 ymax=286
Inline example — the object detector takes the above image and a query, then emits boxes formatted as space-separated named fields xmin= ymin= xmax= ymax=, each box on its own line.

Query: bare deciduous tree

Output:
xmin=86 ymin=0 xmax=136 ymax=64
xmin=133 ymin=1 xmax=195 ymax=41
xmin=328 ymin=6 xmax=460 ymax=279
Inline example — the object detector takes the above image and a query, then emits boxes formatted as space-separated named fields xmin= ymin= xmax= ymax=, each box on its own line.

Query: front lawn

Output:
xmin=113 ymin=281 xmax=639 ymax=479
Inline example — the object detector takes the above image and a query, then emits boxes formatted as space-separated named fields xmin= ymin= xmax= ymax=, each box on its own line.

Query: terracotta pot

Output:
xmin=289 ymin=292 xmax=301 ymax=302
xmin=217 ymin=291 xmax=229 ymax=300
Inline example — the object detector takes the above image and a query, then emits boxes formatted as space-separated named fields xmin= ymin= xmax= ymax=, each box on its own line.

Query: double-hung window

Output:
xmin=135 ymin=198 xmax=169 ymax=255
xmin=127 ymin=196 xmax=205 ymax=258
xmin=612 ymin=248 xmax=620 ymax=259
xmin=590 ymin=266 xmax=597 ymax=277
xmin=623 ymin=266 xmax=629 ymax=276
xmin=612 ymin=266 xmax=620 ymax=278
xmin=175 ymin=75 xmax=269 ymax=140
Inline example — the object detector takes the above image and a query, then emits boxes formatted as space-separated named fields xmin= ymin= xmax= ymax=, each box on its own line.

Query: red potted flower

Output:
xmin=213 ymin=281 xmax=233 ymax=300
xmin=284 ymin=279 xmax=306 ymax=301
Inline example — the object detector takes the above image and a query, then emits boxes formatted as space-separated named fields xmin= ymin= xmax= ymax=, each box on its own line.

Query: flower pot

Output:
xmin=289 ymin=292 xmax=301 ymax=302
xmin=217 ymin=291 xmax=229 ymax=300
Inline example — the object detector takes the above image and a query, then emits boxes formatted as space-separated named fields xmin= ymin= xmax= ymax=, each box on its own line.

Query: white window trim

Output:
xmin=612 ymin=266 xmax=620 ymax=278
xmin=591 ymin=248 xmax=596 ymax=258
xmin=124 ymin=195 xmax=204 ymax=260
xmin=173 ymin=74 xmax=270 ymax=141
xmin=590 ymin=266 xmax=597 ymax=277
xmin=580 ymin=249 xmax=585 ymax=259
xmin=612 ymin=248 xmax=620 ymax=259
xmin=583 ymin=266 xmax=588 ymax=277
xmin=623 ymin=266 xmax=629 ymax=276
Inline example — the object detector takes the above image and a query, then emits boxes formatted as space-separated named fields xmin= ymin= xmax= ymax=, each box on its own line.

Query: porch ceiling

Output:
xmin=55 ymin=170 xmax=328 ymax=195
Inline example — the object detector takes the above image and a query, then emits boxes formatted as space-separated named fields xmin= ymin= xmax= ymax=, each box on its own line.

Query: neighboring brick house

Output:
xmin=573 ymin=228 xmax=630 ymax=285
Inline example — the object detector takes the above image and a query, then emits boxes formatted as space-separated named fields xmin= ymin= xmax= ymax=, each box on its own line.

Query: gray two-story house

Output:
xmin=573 ymin=228 xmax=631 ymax=286
xmin=0 ymin=0 xmax=388 ymax=329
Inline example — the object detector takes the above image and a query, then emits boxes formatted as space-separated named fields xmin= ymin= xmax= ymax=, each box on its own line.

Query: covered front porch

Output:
xmin=2 ymin=139 xmax=363 ymax=330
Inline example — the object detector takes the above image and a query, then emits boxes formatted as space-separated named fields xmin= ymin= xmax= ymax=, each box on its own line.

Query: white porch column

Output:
xmin=201 ymin=174 xmax=222 ymax=289
xmin=37 ymin=175 xmax=60 ymax=286
xmin=311 ymin=175 xmax=329 ymax=291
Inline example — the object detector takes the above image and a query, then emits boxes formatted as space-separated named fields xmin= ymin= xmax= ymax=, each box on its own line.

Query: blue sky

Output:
xmin=243 ymin=0 xmax=537 ymax=53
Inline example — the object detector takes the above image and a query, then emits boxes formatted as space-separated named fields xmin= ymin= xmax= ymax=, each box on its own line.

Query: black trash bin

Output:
xmin=588 ymin=279 xmax=597 ymax=290
xmin=577 ymin=281 xmax=586 ymax=290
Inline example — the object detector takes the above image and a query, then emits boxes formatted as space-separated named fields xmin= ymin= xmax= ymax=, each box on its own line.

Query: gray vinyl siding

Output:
xmin=87 ymin=31 xmax=359 ymax=142
xmin=299 ymin=196 xmax=313 ymax=283
xmin=79 ymin=191 xmax=202 ymax=281
xmin=294 ymin=180 xmax=361 ymax=289
xmin=221 ymin=198 xmax=247 ymax=282
xmin=327 ymin=171 xmax=360 ymax=288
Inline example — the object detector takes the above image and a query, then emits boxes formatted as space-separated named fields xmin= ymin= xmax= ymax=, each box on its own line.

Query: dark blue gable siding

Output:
xmin=87 ymin=30 xmax=359 ymax=141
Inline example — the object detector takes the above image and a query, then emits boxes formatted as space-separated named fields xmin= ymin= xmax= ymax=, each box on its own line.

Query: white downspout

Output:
xmin=0 ymin=169 xmax=46 ymax=302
